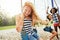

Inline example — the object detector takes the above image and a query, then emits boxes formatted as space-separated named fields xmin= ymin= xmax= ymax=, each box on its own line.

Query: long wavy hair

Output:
xmin=22 ymin=2 xmax=41 ymax=26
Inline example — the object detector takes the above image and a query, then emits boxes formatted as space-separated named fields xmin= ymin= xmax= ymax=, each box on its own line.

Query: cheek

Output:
xmin=28 ymin=11 xmax=31 ymax=15
xmin=26 ymin=10 xmax=31 ymax=15
xmin=52 ymin=10 xmax=55 ymax=13
xmin=50 ymin=16 xmax=53 ymax=19
xmin=24 ymin=12 xmax=30 ymax=16
xmin=23 ymin=9 xmax=26 ymax=13
xmin=52 ymin=10 xmax=54 ymax=12
xmin=49 ymin=16 xmax=52 ymax=19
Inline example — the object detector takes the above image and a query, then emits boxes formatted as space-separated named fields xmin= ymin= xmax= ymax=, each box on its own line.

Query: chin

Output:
xmin=25 ymin=15 xmax=29 ymax=17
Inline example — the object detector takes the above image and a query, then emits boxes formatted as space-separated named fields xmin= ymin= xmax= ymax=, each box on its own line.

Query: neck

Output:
xmin=25 ymin=16 xmax=31 ymax=19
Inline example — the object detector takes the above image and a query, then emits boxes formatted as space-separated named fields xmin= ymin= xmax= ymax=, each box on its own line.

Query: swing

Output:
xmin=43 ymin=26 xmax=53 ymax=32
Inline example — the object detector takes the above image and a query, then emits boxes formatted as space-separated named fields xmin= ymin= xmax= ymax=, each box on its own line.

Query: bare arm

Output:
xmin=16 ymin=15 xmax=23 ymax=32
xmin=46 ymin=6 xmax=49 ymax=14
xmin=57 ymin=14 xmax=60 ymax=23
xmin=36 ymin=19 xmax=48 ymax=25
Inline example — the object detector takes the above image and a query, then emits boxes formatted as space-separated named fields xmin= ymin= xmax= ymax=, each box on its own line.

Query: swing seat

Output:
xmin=43 ymin=26 xmax=53 ymax=32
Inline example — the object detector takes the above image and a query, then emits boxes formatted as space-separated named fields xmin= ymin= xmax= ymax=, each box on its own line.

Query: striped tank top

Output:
xmin=22 ymin=18 xmax=32 ymax=34
xmin=53 ymin=13 xmax=59 ymax=23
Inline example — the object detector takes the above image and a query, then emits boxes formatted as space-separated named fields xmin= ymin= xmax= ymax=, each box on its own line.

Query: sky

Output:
xmin=0 ymin=0 xmax=60 ymax=19
xmin=0 ymin=0 xmax=21 ymax=17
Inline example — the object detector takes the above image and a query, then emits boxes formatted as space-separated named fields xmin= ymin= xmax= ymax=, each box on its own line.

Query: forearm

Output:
xmin=46 ymin=6 xmax=49 ymax=14
xmin=37 ymin=20 xmax=48 ymax=25
xmin=16 ymin=25 xmax=22 ymax=32
xmin=41 ymin=20 xmax=48 ymax=25
xmin=46 ymin=9 xmax=49 ymax=14
xmin=16 ymin=15 xmax=23 ymax=32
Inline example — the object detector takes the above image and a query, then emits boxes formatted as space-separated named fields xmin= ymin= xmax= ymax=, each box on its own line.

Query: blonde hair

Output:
xmin=23 ymin=2 xmax=41 ymax=26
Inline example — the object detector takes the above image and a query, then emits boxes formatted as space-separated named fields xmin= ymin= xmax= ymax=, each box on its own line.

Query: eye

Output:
xmin=25 ymin=9 xmax=27 ymax=11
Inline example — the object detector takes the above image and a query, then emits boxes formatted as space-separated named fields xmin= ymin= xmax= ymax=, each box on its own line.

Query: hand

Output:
xmin=16 ymin=27 xmax=20 ymax=32
xmin=57 ymin=7 xmax=59 ymax=9
xmin=46 ymin=6 xmax=49 ymax=14
xmin=47 ymin=6 xmax=49 ymax=9
xmin=59 ymin=23 xmax=60 ymax=26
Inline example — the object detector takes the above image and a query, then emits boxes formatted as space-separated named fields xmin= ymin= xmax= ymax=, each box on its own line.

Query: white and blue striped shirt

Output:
xmin=53 ymin=13 xmax=59 ymax=23
xmin=22 ymin=19 xmax=32 ymax=34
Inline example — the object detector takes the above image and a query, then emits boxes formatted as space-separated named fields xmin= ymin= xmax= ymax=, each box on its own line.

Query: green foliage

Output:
xmin=0 ymin=25 xmax=15 ymax=30
xmin=0 ymin=11 xmax=16 ymax=26
xmin=0 ymin=16 xmax=2 ymax=25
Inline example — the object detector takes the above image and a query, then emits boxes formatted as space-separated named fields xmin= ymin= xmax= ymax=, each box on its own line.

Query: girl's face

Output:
xmin=23 ymin=6 xmax=32 ymax=17
xmin=51 ymin=9 xmax=56 ymax=14
xmin=48 ymin=15 xmax=53 ymax=20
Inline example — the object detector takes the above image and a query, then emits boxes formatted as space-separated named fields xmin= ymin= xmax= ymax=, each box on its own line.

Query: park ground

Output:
xmin=0 ymin=25 xmax=60 ymax=40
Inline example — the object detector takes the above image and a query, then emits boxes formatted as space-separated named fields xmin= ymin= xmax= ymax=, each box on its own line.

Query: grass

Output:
xmin=0 ymin=25 xmax=16 ymax=30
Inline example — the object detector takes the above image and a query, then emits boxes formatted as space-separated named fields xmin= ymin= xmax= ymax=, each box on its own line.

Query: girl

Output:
xmin=46 ymin=7 xmax=60 ymax=40
xmin=44 ymin=14 xmax=57 ymax=40
xmin=16 ymin=2 xmax=43 ymax=40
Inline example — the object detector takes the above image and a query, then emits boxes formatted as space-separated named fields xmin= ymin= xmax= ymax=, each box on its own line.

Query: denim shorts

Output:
xmin=21 ymin=31 xmax=39 ymax=40
xmin=43 ymin=26 xmax=53 ymax=33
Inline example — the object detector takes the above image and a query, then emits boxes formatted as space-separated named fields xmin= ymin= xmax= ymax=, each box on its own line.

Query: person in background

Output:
xmin=46 ymin=6 xmax=60 ymax=40
xmin=44 ymin=13 xmax=57 ymax=40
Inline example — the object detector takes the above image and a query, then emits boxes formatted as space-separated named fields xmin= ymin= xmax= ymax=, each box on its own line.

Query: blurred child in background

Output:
xmin=46 ymin=6 xmax=60 ymax=40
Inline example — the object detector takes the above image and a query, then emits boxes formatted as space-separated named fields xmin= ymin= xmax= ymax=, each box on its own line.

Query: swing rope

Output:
xmin=34 ymin=0 xmax=35 ymax=6
xmin=51 ymin=0 xmax=54 ymax=7
xmin=54 ymin=0 xmax=58 ymax=8
xmin=21 ymin=0 xmax=22 ymax=13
